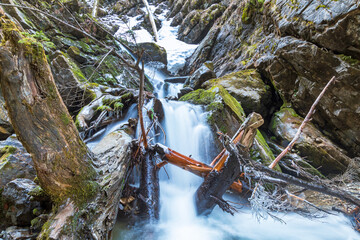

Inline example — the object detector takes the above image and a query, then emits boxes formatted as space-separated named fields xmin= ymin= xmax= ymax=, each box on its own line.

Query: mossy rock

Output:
xmin=181 ymin=85 xmax=279 ymax=169
xmin=270 ymin=107 xmax=350 ymax=175
xmin=203 ymin=69 xmax=272 ymax=118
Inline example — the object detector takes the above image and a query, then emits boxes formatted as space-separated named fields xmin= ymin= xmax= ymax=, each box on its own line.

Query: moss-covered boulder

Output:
xmin=203 ymin=69 xmax=273 ymax=118
xmin=180 ymin=85 xmax=279 ymax=169
xmin=270 ymin=107 xmax=350 ymax=175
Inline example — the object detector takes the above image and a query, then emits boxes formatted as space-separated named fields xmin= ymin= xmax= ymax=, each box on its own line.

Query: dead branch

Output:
xmin=269 ymin=76 xmax=336 ymax=169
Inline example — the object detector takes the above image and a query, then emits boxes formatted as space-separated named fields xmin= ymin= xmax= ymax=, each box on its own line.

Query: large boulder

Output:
xmin=185 ymin=61 xmax=216 ymax=89
xmin=2 ymin=179 xmax=41 ymax=227
xmin=266 ymin=0 xmax=360 ymax=60
xmin=270 ymin=107 xmax=351 ymax=175
xmin=203 ymin=69 xmax=274 ymax=118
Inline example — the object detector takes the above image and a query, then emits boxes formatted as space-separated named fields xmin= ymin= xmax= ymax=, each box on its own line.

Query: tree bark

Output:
xmin=0 ymin=12 xmax=95 ymax=201
xmin=0 ymin=12 xmax=132 ymax=239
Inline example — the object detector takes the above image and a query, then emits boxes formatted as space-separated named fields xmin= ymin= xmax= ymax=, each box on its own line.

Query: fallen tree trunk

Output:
xmin=0 ymin=12 xmax=133 ymax=239
xmin=195 ymin=113 xmax=264 ymax=215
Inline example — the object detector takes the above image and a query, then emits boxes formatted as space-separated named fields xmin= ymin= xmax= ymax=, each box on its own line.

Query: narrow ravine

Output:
xmin=91 ymin=3 xmax=359 ymax=240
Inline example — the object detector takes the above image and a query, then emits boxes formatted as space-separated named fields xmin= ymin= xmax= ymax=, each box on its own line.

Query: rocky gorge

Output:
xmin=0 ymin=0 xmax=359 ymax=239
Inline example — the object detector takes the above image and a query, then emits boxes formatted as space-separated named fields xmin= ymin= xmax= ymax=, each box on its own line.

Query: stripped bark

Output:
xmin=142 ymin=0 xmax=159 ymax=42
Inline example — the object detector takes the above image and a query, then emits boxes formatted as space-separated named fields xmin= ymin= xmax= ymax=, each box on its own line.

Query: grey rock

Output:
xmin=0 ymin=137 xmax=36 ymax=190
xmin=2 ymin=179 xmax=40 ymax=226
xmin=50 ymin=51 xmax=95 ymax=113
xmin=270 ymin=107 xmax=351 ymax=175
xmin=185 ymin=62 xmax=216 ymax=89
xmin=136 ymin=42 xmax=167 ymax=65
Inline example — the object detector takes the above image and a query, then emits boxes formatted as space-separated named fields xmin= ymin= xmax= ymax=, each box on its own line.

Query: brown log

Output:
xmin=154 ymin=144 xmax=243 ymax=193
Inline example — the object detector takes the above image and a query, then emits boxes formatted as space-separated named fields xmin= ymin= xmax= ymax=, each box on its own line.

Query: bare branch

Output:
xmin=269 ymin=76 xmax=336 ymax=169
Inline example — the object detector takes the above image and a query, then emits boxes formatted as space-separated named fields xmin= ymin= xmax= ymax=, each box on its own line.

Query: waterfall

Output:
xmin=88 ymin=2 xmax=360 ymax=239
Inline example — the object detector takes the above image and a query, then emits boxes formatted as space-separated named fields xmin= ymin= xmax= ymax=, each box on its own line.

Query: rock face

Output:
xmin=177 ymin=3 xmax=226 ymax=44
xmin=270 ymin=108 xmax=351 ymax=175
xmin=185 ymin=62 xmax=216 ymax=89
xmin=203 ymin=69 xmax=273 ymax=118
xmin=2 ymin=179 xmax=40 ymax=227
xmin=170 ymin=0 xmax=360 ymax=157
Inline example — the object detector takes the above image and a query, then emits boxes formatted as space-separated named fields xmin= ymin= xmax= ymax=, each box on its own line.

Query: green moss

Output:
xmin=338 ymin=54 xmax=360 ymax=66
xmin=179 ymin=88 xmax=216 ymax=105
xmin=315 ymin=4 xmax=327 ymax=10
xmin=40 ymin=220 xmax=53 ymax=240
xmin=60 ymin=113 xmax=71 ymax=125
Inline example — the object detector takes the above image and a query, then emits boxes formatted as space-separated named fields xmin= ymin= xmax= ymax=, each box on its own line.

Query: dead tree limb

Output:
xmin=154 ymin=144 xmax=243 ymax=193
xmin=195 ymin=113 xmax=264 ymax=215
xmin=269 ymin=76 xmax=336 ymax=169
xmin=253 ymin=163 xmax=360 ymax=206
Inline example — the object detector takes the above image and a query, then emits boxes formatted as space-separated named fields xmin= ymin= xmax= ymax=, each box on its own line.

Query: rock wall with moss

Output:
xmin=170 ymin=0 xmax=360 ymax=161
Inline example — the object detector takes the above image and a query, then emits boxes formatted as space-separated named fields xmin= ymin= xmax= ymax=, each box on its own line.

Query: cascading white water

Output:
xmin=90 ymin=2 xmax=360 ymax=240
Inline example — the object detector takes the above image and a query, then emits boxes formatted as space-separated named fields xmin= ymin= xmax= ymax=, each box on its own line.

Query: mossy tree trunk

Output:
xmin=0 ymin=12 xmax=96 ymax=203
xmin=0 ymin=10 xmax=132 ymax=239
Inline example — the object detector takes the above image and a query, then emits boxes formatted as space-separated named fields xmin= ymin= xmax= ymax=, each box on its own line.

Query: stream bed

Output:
xmin=90 ymin=2 xmax=359 ymax=240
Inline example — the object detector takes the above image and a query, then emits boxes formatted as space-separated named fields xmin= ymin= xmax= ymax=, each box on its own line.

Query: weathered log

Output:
xmin=0 ymin=13 xmax=133 ymax=239
xmin=195 ymin=113 xmax=264 ymax=215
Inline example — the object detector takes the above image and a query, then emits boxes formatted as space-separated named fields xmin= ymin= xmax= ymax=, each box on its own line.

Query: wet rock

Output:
xmin=203 ymin=69 xmax=273 ymax=118
xmin=136 ymin=42 xmax=167 ymax=65
xmin=153 ymin=98 xmax=164 ymax=121
xmin=185 ymin=62 xmax=216 ymax=89
xmin=270 ymin=107 xmax=351 ymax=175
xmin=67 ymin=46 xmax=88 ymax=64
xmin=177 ymin=87 xmax=194 ymax=99
xmin=256 ymin=37 xmax=360 ymax=156
xmin=178 ymin=4 xmax=226 ymax=44
xmin=0 ymin=137 xmax=36 ymax=190
xmin=180 ymin=85 xmax=279 ymax=169
xmin=266 ymin=0 xmax=360 ymax=60
xmin=0 ymin=226 xmax=37 ymax=240
xmin=50 ymin=51 xmax=96 ymax=113
xmin=2 ymin=179 xmax=41 ymax=227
